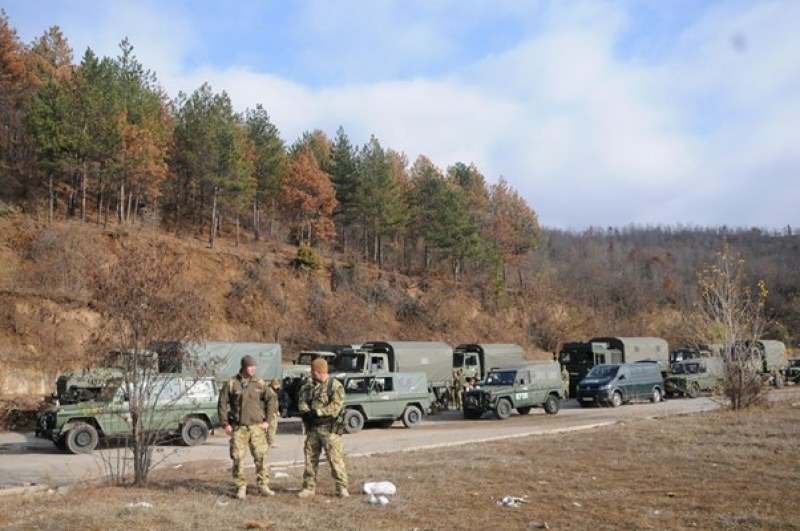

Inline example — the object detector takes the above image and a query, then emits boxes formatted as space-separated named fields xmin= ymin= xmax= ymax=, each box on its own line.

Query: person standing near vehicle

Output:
xmin=266 ymin=378 xmax=283 ymax=447
xmin=218 ymin=354 xmax=277 ymax=500
xmin=561 ymin=364 xmax=570 ymax=399
xmin=296 ymin=358 xmax=349 ymax=498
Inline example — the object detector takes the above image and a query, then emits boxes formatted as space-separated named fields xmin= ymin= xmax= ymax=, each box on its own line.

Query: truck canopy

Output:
xmin=589 ymin=337 xmax=669 ymax=364
xmin=453 ymin=344 xmax=525 ymax=371
xmin=159 ymin=342 xmax=283 ymax=383
xmin=359 ymin=341 xmax=453 ymax=386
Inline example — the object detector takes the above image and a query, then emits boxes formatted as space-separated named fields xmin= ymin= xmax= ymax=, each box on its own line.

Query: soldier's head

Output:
xmin=270 ymin=378 xmax=281 ymax=390
xmin=240 ymin=355 xmax=257 ymax=377
xmin=310 ymin=358 xmax=329 ymax=382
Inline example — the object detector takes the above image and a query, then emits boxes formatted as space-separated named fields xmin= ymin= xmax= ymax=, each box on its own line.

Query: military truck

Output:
xmin=452 ymin=343 xmax=525 ymax=380
xmin=785 ymin=357 xmax=800 ymax=385
xmin=462 ymin=361 xmax=564 ymax=420
xmin=36 ymin=375 xmax=219 ymax=454
xmin=665 ymin=357 xmax=724 ymax=398
xmin=282 ymin=345 xmax=360 ymax=416
xmin=335 ymin=341 xmax=453 ymax=408
xmin=731 ymin=339 xmax=789 ymax=387
xmin=339 ymin=372 xmax=431 ymax=433
xmin=559 ymin=337 xmax=669 ymax=397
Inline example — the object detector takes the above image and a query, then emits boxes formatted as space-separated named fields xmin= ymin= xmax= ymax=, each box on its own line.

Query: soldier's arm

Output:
xmin=297 ymin=383 xmax=311 ymax=414
xmin=317 ymin=380 xmax=345 ymax=417
xmin=217 ymin=382 xmax=230 ymax=427
xmin=264 ymin=387 xmax=278 ymax=419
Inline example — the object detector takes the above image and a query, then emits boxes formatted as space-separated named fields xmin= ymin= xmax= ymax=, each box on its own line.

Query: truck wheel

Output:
xmin=344 ymin=409 xmax=365 ymax=434
xmin=651 ymin=388 xmax=662 ymax=403
xmin=180 ymin=418 xmax=209 ymax=446
xmin=495 ymin=398 xmax=512 ymax=420
xmin=402 ymin=405 xmax=423 ymax=428
xmin=516 ymin=406 xmax=532 ymax=415
xmin=687 ymin=382 xmax=701 ymax=399
xmin=543 ymin=394 xmax=560 ymax=414
xmin=610 ymin=391 xmax=623 ymax=408
xmin=65 ymin=423 xmax=99 ymax=454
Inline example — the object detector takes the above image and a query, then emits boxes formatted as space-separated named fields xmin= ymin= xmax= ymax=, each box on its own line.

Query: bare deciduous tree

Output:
xmin=90 ymin=239 xmax=210 ymax=485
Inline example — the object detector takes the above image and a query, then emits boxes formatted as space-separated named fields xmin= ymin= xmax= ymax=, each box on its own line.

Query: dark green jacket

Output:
xmin=218 ymin=374 xmax=277 ymax=428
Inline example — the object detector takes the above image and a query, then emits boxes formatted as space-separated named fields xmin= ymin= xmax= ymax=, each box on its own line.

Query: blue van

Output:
xmin=576 ymin=363 xmax=664 ymax=407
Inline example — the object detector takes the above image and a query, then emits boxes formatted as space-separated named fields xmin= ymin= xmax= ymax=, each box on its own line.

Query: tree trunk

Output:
xmin=48 ymin=174 xmax=54 ymax=224
xmin=80 ymin=172 xmax=87 ymax=222
xmin=209 ymin=190 xmax=217 ymax=248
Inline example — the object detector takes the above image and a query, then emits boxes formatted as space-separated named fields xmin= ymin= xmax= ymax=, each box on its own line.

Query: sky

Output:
xmin=4 ymin=0 xmax=800 ymax=230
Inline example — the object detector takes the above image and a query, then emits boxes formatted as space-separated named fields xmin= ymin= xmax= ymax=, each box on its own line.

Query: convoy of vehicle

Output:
xmin=38 ymin=336 xmax=795 ymax=453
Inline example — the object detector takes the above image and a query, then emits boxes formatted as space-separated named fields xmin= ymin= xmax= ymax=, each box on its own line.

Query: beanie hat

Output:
xmin=270 ymin=378 xmax=281 ymax=388
xmin=311 ymin=358 xmax=328 ymax=373
xmin=241 ymin=354 xmax=257 ymax=368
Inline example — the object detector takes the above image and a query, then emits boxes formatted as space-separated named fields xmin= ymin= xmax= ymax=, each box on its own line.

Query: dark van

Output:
xmin=576 ymin=363 xmax=664 ymax=407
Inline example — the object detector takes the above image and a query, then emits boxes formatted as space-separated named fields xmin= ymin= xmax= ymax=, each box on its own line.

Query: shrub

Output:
xmin=292 ymin=245 xmax=322 ymax=270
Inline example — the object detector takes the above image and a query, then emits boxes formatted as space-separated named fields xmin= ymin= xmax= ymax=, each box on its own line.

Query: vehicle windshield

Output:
xmin=483 ymin=370 xmax=515 ymax=385
xmin=587 ymin=365 xmax=619 ymax=379
xmin=453 ymin=353 xmax=464 ymax=367
xmin=335 ymin=354 xmax=364 ymax=372
xmin=97 ymin=379 xmax=124 ymax=402
xmin=790 ymin=359 xmax=800 ymax=368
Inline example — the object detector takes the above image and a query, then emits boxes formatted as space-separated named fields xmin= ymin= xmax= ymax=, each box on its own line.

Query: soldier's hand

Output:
xmin=224 ymin=425 xmax=233 ymax=436
xmin=262 ymin=420 xmax=269 ymax=431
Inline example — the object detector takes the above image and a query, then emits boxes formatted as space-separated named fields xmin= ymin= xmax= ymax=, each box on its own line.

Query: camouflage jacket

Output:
xmin=217 ymin=374 xmax=277 ymax=428
xmin=297 ymin=377 xmax=345 ymax=426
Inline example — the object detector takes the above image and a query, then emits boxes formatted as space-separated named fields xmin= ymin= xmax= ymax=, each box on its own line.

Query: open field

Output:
xmin=1 ymin=399 xmax=799 ymax=530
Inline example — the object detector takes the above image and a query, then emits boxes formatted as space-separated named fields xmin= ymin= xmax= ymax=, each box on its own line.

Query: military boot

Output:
xmin=337 ymin=488 xmax=350 ymax=498
xmin=297 ymin=489 xmax=315 ymax=498
xmin=259 ymin=485 xmax=275 ymax=496
xmin=236 ymin=486 xmax=247 ymax=500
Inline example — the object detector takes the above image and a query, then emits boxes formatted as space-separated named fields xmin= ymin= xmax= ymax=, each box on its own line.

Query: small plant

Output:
xmin=0 ymin=200 xmax=21 ymax=218
xmin=292 ymin=245 xmax=322 ymax=270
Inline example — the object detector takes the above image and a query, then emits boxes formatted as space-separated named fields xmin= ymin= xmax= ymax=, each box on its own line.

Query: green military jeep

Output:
xmin=665 ymin=358 xmax=723 ymax=398
xmin=785 ymin=358 xmax=800 ymax=385
xmin=462 ymin=361 xmax=564 ymax=420
xmin=36 ymin=375 xmax=219 ymax=454
xmin=340 ymin=372 xmax=431 ymax=434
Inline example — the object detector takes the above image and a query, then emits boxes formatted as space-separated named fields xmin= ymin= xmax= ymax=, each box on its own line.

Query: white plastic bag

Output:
xmin=363 ymin=481 xmax=397 ymax=496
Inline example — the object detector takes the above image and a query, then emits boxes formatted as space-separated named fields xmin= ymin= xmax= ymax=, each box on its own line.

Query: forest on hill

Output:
xmin=1 ymin=13 xmax=797 ymax=394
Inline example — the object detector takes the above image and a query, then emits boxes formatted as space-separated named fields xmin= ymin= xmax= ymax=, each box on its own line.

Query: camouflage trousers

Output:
xmin=302 ymin=427 xmax=348 ymax=492
xmin=453 ymin=388 xmax=463 ymax=410
xmin=266 ymin=413 xmax=278 ymax=446
xmin=230 ymin=425 xmax=270 ymax=488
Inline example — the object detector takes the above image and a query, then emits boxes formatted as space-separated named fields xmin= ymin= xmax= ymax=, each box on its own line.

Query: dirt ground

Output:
xmin=1 ymin=398 xmax=799 ymax=530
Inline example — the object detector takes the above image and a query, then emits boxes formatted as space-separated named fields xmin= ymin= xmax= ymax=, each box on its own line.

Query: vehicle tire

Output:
xmin=180 ymin=418 xmax=209 ymax=446
xmin=402 ymin=405 xmax=423 ymax=428
xmin=463 ymin=410 xmax=482 ymax=420
xmin=516 ymin=406 xmax=532 ymax=415
xmin=687 ymin=382 xmax=701 ymax=399
xmin=65 ymin=423 xmax=99 ymax=454
xmin=344 ymin=409 xmax=365 ymax=434
xmin=495 ymin=398 xmax=512 ymax=420
xmin=651 ymin=387 xmax=662 ymax=403
xmin=543 ymin=394 xmax=560 ymax=415
xmin=610 ymin=391 xmax=623 ymax=408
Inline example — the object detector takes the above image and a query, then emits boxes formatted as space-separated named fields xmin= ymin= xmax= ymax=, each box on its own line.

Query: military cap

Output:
xmin=241 ymin=354 xmax=257 ymax=368
xmin=311 ymin=358 xmax=328 ymax=373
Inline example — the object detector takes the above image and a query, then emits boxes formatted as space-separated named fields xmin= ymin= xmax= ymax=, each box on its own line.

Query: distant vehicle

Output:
xmin=339 ymin=372 xmax=431 ymax=433
xmin=559 ymin=337 xmax=669 ymax=397
xmin=452 ymin=343 xmax=525 ymax=380
xmin=283 ymin=345 xmax=360 ymax=416
xmin=153 ymin=341 xmax=283 ymax=384
xmin=462 ymin=361 xmax=564 ymax=420
xmin=36 ymin=375 xmax=219 ymax=454
xmin=731 ymin=339 xmax=788 ymax=387
xmin=669 ymin=344 xmax=722 ymax=365
xmin=665 ymin=357 xmax=724 ymax=398
xmin=338 ymin=341 xmax=453 ymax=408
xmin=576 ymin=362 xmax=665 ymax=407
xmin=785 ymin=357 xmax=800 ymax=385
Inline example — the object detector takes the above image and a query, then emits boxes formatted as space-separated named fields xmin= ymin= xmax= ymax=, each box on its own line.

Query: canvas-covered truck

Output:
xmin=336 ymin=341 xmax=453 ymax=408
xmin=452 ymin=343 xmax=525 ymax=380
xmin=462 ymin=361 xmax=564 ymax=420
xmin=339 ymin=372 xmax=431 ymax=433
xmin=732 ymin=339 xmax=789 ymax=387
xmin=559 ymin=337 xmax=669 ymax=397
xmin=283 ymin=345 xmax=359 ymax=416
xmin=152 ymin=341 xmax=282 ymax=384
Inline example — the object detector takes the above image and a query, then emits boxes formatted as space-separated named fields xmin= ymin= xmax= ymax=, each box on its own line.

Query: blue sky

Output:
xmin=5 ymin=0 xmax=799 ymax=230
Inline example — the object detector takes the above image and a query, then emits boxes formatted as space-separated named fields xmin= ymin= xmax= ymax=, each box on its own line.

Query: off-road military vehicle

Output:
xmin=36 ymin=375 xmax=219 ymax=454
xmin=785 ymin=358 xmax=800 ymax=385
xmin=462 ymin=361 xmax=564 ymax=420
xmin=665 ymin=357 xmax=723 ymax=398
xmin=339 ymin=372 xmax=431 ymax=434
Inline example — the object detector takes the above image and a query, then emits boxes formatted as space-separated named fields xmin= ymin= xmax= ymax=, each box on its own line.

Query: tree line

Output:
xmin=0 ymin=13 xmax=541 ymax=282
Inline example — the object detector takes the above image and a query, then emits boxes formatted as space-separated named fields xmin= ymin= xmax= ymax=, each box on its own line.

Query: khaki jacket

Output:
xmin=218 ymin=374 xmax=277 ymax=428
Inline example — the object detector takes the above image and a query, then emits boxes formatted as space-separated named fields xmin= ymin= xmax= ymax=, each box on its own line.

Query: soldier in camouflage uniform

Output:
xmin=561 ymin=364 xmax=570 ymax=399
xmin=266 ymin=378 xmax=282 ymax=447
xmin=452 ymin=369 xmax=464 ymax=410
xmin=217 ymin=354 xmax=278 ymax=500
xmin=296 ymin=358 xmax=349 ymax=499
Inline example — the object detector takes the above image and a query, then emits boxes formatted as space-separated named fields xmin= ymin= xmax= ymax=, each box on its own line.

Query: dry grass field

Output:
xmin=1 ymin=399 xmax=799 ymax=530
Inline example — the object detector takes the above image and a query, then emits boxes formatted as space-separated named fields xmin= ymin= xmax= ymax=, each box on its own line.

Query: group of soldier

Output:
xmin=217 ymin=355 xmax=349 ymax=500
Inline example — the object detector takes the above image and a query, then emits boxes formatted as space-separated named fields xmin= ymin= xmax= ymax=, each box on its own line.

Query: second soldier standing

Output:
xmin=217 ymin=354 xmax=278 ymax=500
xmin=296 ymin=358 xmax=349 ymax=498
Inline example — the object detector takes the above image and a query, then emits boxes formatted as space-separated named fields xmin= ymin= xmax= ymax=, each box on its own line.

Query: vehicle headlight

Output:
xmin=598 ymin=384 xmax=611 ymax=390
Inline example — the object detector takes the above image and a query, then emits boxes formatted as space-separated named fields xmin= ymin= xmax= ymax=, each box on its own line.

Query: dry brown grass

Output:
xmin=2 ymin=401 xmax=799 ymax=530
